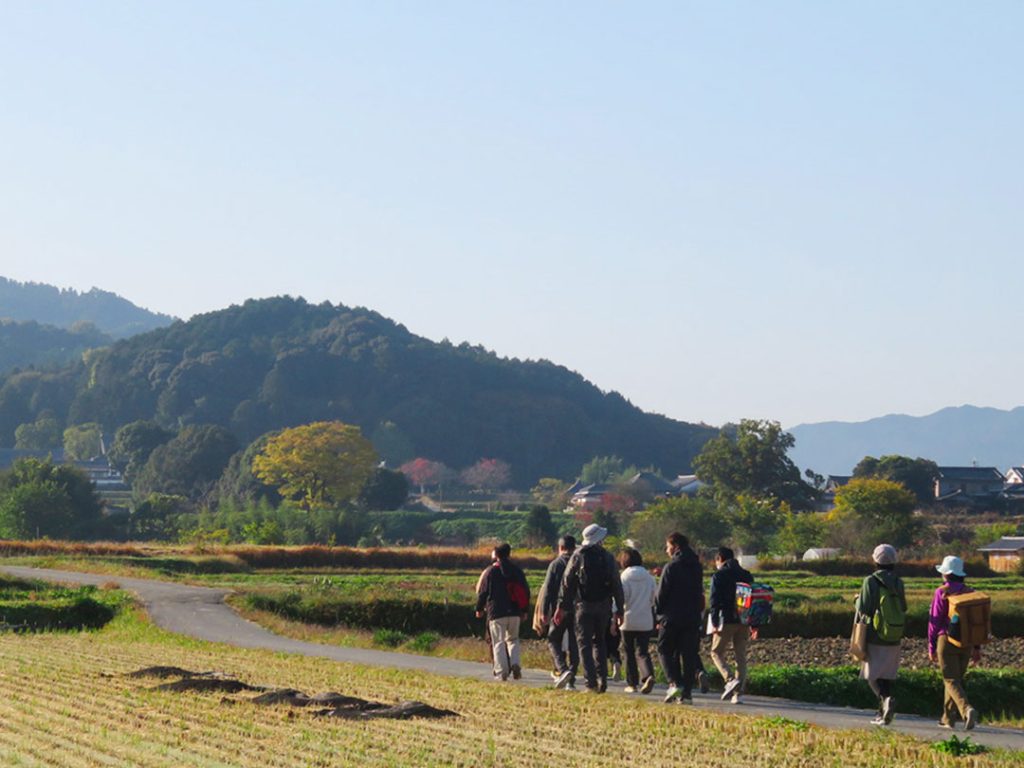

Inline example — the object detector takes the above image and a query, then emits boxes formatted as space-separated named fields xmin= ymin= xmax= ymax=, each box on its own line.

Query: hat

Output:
xmin=936 ymin=555 xmax=966 ymax=578
xmin=582 ymin=524 xmax=607 ymax=546
xmin=872 ymin=544 xmax=898 ymax=566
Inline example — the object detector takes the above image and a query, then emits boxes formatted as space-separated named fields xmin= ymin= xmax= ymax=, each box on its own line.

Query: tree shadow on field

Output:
xmin=125 ymin=666 xmax=458 ymax=720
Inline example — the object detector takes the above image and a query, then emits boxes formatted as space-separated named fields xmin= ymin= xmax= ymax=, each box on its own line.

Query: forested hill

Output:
xmin=0 ymin=296 xmax=716 ymax=486
xmin=0 ymin=319 xmax=111 ymax=374
xmin=0 ymin=277 xmax=175 ymax=338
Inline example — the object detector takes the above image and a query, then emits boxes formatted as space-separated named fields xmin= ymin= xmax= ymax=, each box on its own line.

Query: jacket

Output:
xmin=709 ymin=558 xmax=753 ymax=628
xmin=558 ymin=544 xmax=625 ymax=615
xmin=655 ymin=546 xmax=704 ymax=629
xmin=475 ymin=558 xmax=530 ymax=621
xmin=855 ymin=568 xmax=907 ymax=646
xmin=620 ymin=566 xmax=657 ymax=632
xmin=928 ymin=581 xmax=972 ymax=656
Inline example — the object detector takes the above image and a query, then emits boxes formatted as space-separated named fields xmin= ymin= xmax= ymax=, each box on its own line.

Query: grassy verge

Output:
xmin=0 ymin=612 xmax=1021 ymax=766
xmin=0 ymin=575 xmax=127 ymax=631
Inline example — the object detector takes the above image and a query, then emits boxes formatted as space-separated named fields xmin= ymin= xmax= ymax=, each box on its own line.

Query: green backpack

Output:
xmin=871 ymin=575 xmax=906 ymax=642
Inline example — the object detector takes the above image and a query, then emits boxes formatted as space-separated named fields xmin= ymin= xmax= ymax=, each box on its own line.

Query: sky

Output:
xmin=1 ymin=3 xmax=1022 ymax=428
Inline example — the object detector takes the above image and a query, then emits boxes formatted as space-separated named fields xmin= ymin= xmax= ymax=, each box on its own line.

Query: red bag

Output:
xmin=507 ymin=580 xmax=529 ymax=611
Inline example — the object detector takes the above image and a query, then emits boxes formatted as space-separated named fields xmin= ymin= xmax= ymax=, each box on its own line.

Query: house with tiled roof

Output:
xmin=934 ymin=466 xmax=1005 ymax=501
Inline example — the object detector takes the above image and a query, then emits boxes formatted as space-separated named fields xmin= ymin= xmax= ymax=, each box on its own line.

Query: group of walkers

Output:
xmin=476 ymin=524 xmax=753 ymax=704
xmin=476 ymin=530 xmax=988 ymax=731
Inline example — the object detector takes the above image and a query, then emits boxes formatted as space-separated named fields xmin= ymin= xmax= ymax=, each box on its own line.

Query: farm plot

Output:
xmin=0 ymin=615 xmax=1018 ymax=768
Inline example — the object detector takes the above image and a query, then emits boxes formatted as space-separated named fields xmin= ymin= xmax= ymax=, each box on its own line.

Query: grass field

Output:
xmin=1 ymin=608 xmax=1021 ymax=767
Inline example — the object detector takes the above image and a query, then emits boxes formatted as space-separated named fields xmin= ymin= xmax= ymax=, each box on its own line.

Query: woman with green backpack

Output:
xmin=854 ymin=544 xmax=907 ymax=726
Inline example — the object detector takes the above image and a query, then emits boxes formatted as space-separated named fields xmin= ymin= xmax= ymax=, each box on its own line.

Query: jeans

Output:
xmin=548 ymin=612 xmax=579 ymax=680
xmin=658 ymin=622 xmax=700 ymax=694
xmin=575 ymin=603 xmax=611 ymax=690
xmin=623 ymin=630 xmax=654 ymax=687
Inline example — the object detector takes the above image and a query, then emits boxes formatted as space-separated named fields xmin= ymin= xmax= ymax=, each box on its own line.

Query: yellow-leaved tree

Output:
xmin=251 ymin=421 xmax=378 ymax=510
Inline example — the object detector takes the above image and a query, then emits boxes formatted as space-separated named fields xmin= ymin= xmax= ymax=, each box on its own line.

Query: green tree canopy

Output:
xmin=63 ymin=422 xmax=103 ymax=461
xmin=628 ymin=496 xmax=730 ymax=553
xmin=358 ymin=467 xmax=409 ymax=511
xmin=580 ymin=455 xmax=639 ymax=485
xmin=14 ymin=414 xmax=62 ymax=451
xmin=832 ymin=477 xmax=919 ymax=549
xmin=523 ymin=504 xmax=558 ymax=547
xmin=108 ymin=420 xmax=175 ymax=482
xmin=693 ymin=419 xmax=816 ymax=508
xmin=852 ymin=454 xmax=939 ymax=506
xmin=0 ymin=457 xmax=102 ymax=538
xmin=133 ymin=424 xmax=239 ymax=502
xmin=252 ymin=421 xmax=378 ymax=510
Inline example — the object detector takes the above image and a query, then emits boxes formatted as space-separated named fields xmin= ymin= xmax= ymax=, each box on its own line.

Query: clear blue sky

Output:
xmin=1 ymin=3 xmax=1021 ymax=427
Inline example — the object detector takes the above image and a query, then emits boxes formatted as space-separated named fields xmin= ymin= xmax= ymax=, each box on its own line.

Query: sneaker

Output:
xmin=511 ymin=664 xmax=522 ymax=680
xmin=965 ymin=707 xmax=978 ymax=731
xmin=550 ymin=670 xmax=560 ymax=681
xmin=584 ymin=685 xmax=601 ymax=694
xmin=870 ymin=715 xmax=886 ymax=727
xmin=663 ymin=685 xmax=683 ymax=703
xmin=697 ymin=669 xmax=710 ymax=694
xmin=881 ymin=696 xmax=895 ymax=725
xmin=496 ymin=671 xmax=508 ymax=682
xmin=937 ymin=720 xmax=954 ymax=729
xmin=611 ymin=662 xmax=622 ymax=681
xmin=566 ymin=682 xmax=577 ymax=691
xmin=731 ymin=693 xmax=743 ymax=705
xmin=722 ymin=678 xmax=741 ymax=701
xmin=554 ymin=669 xmax=574 ymax=690
xmin=623 ymin=685 xmax=637 ymax=694
xmin=640 ymin=676 xmax=655 ymax=695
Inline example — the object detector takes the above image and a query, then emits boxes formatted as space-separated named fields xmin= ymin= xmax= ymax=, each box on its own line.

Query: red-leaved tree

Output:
xmin=399 ymin=458 xmax=451 ymax=494
xmin=460 ymin=458 xmax=512 ymax=492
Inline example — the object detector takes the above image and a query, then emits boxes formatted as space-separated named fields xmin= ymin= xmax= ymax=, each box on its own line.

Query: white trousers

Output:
xmin=489 ymin=616 xmax=521 ymax=676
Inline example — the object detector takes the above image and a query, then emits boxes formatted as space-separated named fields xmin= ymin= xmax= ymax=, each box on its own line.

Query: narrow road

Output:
xmin=6 ymin=565 xmax=1024 ymax=751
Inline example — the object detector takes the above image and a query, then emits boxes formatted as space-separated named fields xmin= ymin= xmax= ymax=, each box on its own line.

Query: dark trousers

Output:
xmin=575 ymin=604 xmax=611 ymax=690
xmin=606 ymin=623 xmax=622 ymax=666
xmin=658 ymin=623 xmax=700 ymax=694
xmin=547 ymin=613 xmax=579 ymax=679
xmin=623 ymin=630 xmax=654 ymax=687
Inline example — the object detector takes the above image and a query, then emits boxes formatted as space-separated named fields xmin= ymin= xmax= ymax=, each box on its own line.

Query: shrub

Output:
xmin=372 ymin=629 xmax=407 ymax=648
xmin=406 ymin=631 xmax=441 ymax=653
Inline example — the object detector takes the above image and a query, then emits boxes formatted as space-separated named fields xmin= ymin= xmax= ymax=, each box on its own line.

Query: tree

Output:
xmin=369 ymin=421 xmax=415 ymax=467
xmin=580 ymin=456 xmax=637 ymax=485
xmin=726 ymin=495 xmax=785 ymax=555
xmin=629 ymin=496 xmax=730 ymax=552
xmin=531 ymin=477 xmax=570 ymax=511
xmin=63 ymin=423 xmax=103 ymax=461
xmin=693 ymin=419 xmax=816 ymax=508
xmin=208 ymin=433 xmax=281 ymax=508
xmin=133 ymin=424 xmax=239 ymax=502
xmin=832 ymin=477 xmax=919 ymax=549
xmin=0 ymin=457 xmax=102 ymax=538
xmin=252 ymin=421 xmax=378 ymax=510
xmin=772 ymin=510 xmax=828 ymax=558
xmin=358 ymin=467 xmax=409 ymax=510
xmin=523 ymin=504 xmax=558 ymax=547
xmin=399 ymin=458 xmax=452 ymax=495
xmin=14 ymin=414 xmax=61 ymax=450
xmin=852 ymin=455 xmax=939 ymax=506
xmin=129 ymin=493 xmax=189 ymax=540
xmin=108 ymin=421 xmax=174 ymax=482
xmin=460 ymin=458 xmax=512 ymax=492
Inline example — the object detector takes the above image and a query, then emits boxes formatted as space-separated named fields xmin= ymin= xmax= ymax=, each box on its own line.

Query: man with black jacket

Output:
xmin=541 ymin=536 xmax=579 ymax=689
xmin=475 ymin=543 xmax=530 ymax=681
xmin=555 ymin=524 xmax=624 ymax=693
xmin=656 ymin=531 xmax=704 ymax=703
xmin=709 ymin=546 xmax=753 ymax=704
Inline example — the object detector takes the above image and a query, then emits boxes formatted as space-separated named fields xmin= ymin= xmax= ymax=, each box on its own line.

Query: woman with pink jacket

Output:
xmin=928 ymin=555 xmax=980 ymax=731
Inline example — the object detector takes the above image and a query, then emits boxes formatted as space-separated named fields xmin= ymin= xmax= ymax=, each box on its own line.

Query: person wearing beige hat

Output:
xmin=854 ymin=543 xmax=907 ymax=726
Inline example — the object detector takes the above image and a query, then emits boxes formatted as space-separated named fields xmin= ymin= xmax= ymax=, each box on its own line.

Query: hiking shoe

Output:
xmin=554 ymin=669 xmax=574 ymax=690
xmin=611 ymin=662 xmax=622 ymax=681
xmin=697 ymin=669 xmax=710 ymax=694
xmin=623 ymin=685 xmax=637 ymax=694
xmin=640 ymin=676 xmax=655 ymax=695
xmin=721 ymin=678 xmax=741 ymax=701
xmin=881 ymin=696 xmax=895 ymax=725
xmin=663 ymin=685 xmax=683 ymax=703
xmin=965 ymin=707 xmax=979 ymax=731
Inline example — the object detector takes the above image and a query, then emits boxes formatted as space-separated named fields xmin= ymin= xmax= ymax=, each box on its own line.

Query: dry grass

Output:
xmin=0 ymin=613 xmax=1018 ymax=767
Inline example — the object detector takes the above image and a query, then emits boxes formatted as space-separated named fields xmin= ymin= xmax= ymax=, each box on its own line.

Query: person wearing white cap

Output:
xmin=554 ymin=523 xmax=625 ymax=693
xmin=928 ymin=555 xmax=980 ymax=730
xmin=854 ymin=543 xmax=907 ymax=726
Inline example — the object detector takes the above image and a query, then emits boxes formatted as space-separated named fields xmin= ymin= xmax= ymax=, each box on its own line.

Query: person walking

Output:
xmin=475 ymin=542 xmax=530 ymax=681
xmin=656 ymin=532 xmax=705 ymax=704
xmin=555 ymin=523 xmax=624 ymax=693
xmin=618 ymin=547 xmax=657 ymax=694
xmin=929 ymin=555 xmax=981 ymax=730
xmin=709 ymin=546 xmax=753 ymax=704
xmin=855 ymin=543 xmax=907 ymax=726
xmin=541 ymin=536 xmax=580 ymax=690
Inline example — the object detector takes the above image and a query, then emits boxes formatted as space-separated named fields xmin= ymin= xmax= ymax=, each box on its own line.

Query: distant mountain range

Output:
xmin=0 ymin=277 xmax=175 ymax=339
xmin=0 ymin=295 xmax=717 ymax=486
xmin=787 ymin=405 xmax=1024 ymax=476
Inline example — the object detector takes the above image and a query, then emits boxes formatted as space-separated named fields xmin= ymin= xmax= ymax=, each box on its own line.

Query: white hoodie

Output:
xmin=620 ymin=565 xmax=657 ymax=632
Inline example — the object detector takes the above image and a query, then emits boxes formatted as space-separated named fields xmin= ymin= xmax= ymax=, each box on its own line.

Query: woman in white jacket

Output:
xmin=618 ymin=548 xmax=657 ymax=694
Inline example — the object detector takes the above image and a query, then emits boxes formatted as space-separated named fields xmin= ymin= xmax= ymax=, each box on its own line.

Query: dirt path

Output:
xmin=5 ymin=565 xmax=1024 ymax=751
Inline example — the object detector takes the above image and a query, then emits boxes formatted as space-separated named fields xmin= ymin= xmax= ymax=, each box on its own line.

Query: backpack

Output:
xmin=578 ymin=547 xmax=613 ymax=602
xmin=506 ymin=578 xmax=529 ymax=612
xmin=946 ymin=589 xmax=991 ymax=647
xmin=736 ymin=582 xmax=774 ymax=627
xmin=871 ymin=575 xmax=906 ymax=642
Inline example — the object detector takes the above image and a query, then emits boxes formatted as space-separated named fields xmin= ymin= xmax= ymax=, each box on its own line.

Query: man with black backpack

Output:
xmin=475 ymin=542 xmax=530 ymax=681
xmin=656 ymin=532 xmax=704 ymax=704
xmin=555 ymin=524 xmax=624 ymax=693
xmin=540 ymin=535 xmax=580 ymax=690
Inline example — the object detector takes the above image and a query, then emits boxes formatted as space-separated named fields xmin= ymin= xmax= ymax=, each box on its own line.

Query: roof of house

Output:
xmin=936 ymin=466 xmax=1005 ymax=482
xmin=627 ymin=471 xmax=676 ymax=495
xmin=1007 ymin=467 xmax=1024 ymax=479
xmin=978 ymin=536 xmax=1024 ymax=553
xmin=572 ymin=483 xmax=612 ymax=497
xmin=672 ymin=474 xmax=699 ymax=488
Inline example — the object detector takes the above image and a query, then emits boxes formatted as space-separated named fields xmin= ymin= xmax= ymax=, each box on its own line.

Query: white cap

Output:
xmin=936 ymin=555 xmax=966 ymax=578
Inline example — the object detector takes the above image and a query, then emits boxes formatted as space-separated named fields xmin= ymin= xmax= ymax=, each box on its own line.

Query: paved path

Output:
xmin=6 ymin=565 xmax=1024 ymax=751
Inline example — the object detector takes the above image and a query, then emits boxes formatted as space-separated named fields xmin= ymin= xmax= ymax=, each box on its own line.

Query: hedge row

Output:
xmin=229 ymin=545 xmax=550 ymax=571
xmin=757 ymin=557 xmax=999 ymax=579
xmin=0 ymin=596 xmax=116 ymax=631
xmin=748 ymin=665 xmax=1024 ymax=719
